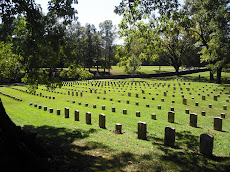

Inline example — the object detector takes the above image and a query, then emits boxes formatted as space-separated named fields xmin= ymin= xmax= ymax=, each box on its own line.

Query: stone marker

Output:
xmin=135 ymin=101 xmax=139 ymax=106
xmin=102 ymin=105 xmax=106 ymax=110
xmin=183 ymin=98 xmax=187 ymax=105
xmin=200 ymin=133 xmax=214 ymax=156
xmin=171 ymin=107 xmax=174 ymax=111
xmin=214 ymin=95 xmax=218 ymax=101
xmin=195 ymin=102 xmax=199 ymax=106
xmin=44 ymin=106 xmax=47 ymax=111
xmin=158 ymin=105 xmax=161 ymax=110
xmin=93 ymin=104 xmax=96 ymax=109
xmin=146 ymin=104 xmax=150 ymax=108
xmin=221 ymin=113 xmax=225 ymax=118
xmin=75 ymin=110 xmax=79 ymax=121
xmin=164 ymin=126 xmax=175 ymax=147
xmin=223 ymin=105 xmax=227 ymax=110
xmin=112 ymin=107 xmax=116 ymax=112
xmin=115 ymin=123 xmax=122 ymax=134
xmin=201 ymin=111 xmax=206 ymax=116
xmin=123 ymin=109 xmax=127 ymax=115
xmin=136 ymin=111 xmax=140 ymax=117
xmin=209 ymin=104 xmax=212 ymax=108
xmin=78 ymin=102 xmax=81 ymax=105
xmin=172 ymin=100 xmax=175 ymax=103
xmin=151 ymin=113 xmax=156 ymax=120
xmin=138 ymin=121 xmax=147 ymax=140
xmin=185 ymin=109 xmax=189 ymax=114
xmin=57 ymin=109 xmax=61 ymax=115
xmin=99 ymin=114 xmax=106 ymax=129
xmin=136 ymin=93 xmax=139 ymax=98
xmin=202 ymin=95 xmax=206 ymax=100
xmin=85 ymin=103 xmax=88 ymax=107
xmin=65 ymin=107 xmax=69 ymax=118
xmin=190 ymin=113 xmax=197 ymax=127
xmin=161 ymin=98 xmax=164 ymax=102
xmin=34 ymin=104 xmax=37 ymax=108
xmin=49 ymin=108 xmax=53 ymax=113
xmin=214 ymin=117 xmax=222 ymax=131
xmin=38 ymin=105 xmax=42 ymax=109
xmin=86 ymin=112 xmax=91 ymax=124
xmin=168 ymin=111 xmax=175 ymax=123
xmin=126 ymin=100 xmax=130 ymax=104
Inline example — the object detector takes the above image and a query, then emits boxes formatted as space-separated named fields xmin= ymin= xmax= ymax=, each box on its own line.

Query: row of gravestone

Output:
xmin=0 ymin=91 xmax=22 ymax=101
xmin=66 ymin=99 xmax=225 ymax=131
xmin=30 ymin=101 xmax=215 ymax=156
xmin=12 ymin=88 xmax=55 ymax=100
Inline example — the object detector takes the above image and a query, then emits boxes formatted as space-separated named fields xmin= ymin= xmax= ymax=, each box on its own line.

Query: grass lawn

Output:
xmin=0 ymin=78 xmax=230 ymax=171
xmin=91 ymin=66 xmax=180 ymax=75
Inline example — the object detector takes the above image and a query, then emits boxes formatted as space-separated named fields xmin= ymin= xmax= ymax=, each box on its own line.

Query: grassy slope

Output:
xmin=0 ymin=79 xmax=230 ymax=171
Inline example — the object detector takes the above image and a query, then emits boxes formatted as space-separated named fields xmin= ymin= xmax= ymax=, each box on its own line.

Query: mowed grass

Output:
xmin=91 ymin=66 xmax=179 ymax=75
xmin=0 ymin=78 xmax=230 ymax=171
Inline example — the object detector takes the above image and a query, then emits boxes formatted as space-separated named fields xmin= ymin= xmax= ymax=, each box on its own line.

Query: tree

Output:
xmin=184 ymin=0 xmax=230 ymax=83
xmin=154 ymin=12 xmax=200 ymax=73
xmin=0 ymin=42 xmax=22 ymax=82
xmin=0 ymin=0 xmax=78 ymax=90
xmin=99 ymin=20 xmax=116 ymax=73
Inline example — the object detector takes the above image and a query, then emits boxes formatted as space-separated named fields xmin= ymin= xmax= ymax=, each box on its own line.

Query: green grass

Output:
xmin=91 ymin=66 xmax=179 ymax=75
xmin=0 ymin=78 xmax=230 ymax=171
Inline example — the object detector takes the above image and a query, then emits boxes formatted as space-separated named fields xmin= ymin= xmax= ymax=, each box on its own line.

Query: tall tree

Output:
xmin=99 ymin=20 xmax=116 ymax=73
xmin=184 ymin=0 xmax=230 ymax=83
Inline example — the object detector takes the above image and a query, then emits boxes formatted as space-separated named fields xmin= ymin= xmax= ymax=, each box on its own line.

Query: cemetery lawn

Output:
xmin=0 ymin=79 xmax=230 ymax=171
xmin=92 ymin=66 xmax=180 ymax=75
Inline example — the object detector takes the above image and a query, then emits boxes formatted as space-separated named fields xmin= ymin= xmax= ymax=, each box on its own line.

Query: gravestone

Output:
xmin=135 ymin=101 xmax=139 ymax=106
xmin=214 ymin=95 xmax=218 ymax=101
xmin=102 ymin=105 xmax=106 ymax=110
xmin=190 ymin=113 xmax=197 ymax=127
xmin=136 ymin=93 xmax=139 ymax=98
xmin=158 ymin=105 xmax=161 ymax=109
xmin=75 ymin=110 xmax=79 ymax=121
xmin=93 ymin=104 xmax=96 ymax=109
xmin=146 ymin=104 xmax=150 ymax=108
xmin=185 ymin=109 xmax=189 ymax=114
xmin=138 ymin=121 xmax=147 ymax=140
xmin=123 ymin=109 xmax=127 ymax=115
xmin=201 ymin=111 xmax=206 ymax=116
xmin=151 ymin=113 xmax=156 ymax=120
xmin=86 ymin=112 xmax=91 ymax=124
xmin=209 ymin=104 xmax=212 ymax=108
xmin=183 ymin=98 xmax=187 ymax=105
xmin=136 ymin=111 xmax=140 ymax=117
xmin=57 ymin=109 xmax=61 ymax=115
xmin=65 ymin=107 xmax=69 ymax=118
xmin=214 ymin=117 xmax=222 ymax=131
xmin=164 ymin=126 xmax=175 ymax=147
xmin=49 ymin=108 xmax=53 ymax=113
xmin=200 ymin=133 xmax=214 ymax=156
xmin=44 ymin=106 xmax=47 ymax=111
xmin=112 ymin=107 xmax=116 ymax=112
xmin=115 ymin=123 xmax=122 ymax=134
xmin=99 ymin=114 xmax=106 ymax=129
xmin=223 ymin=105 xmax=227 ymax=110
xmin=195 ymin=102 xmax=199 ymax=106
xmin=168 ymin=111 xmax=175 ymax=123
xmin=221 ymin=113 xmax=225 ymax=118
xmin=202 ymin=95 xmax=206 ymax=100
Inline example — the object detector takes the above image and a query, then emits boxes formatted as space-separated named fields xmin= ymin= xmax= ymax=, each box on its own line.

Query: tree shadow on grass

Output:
xmin=149 ymin=130 xmax=230 ymax=172
xmin=23 ymin=125 xmax=143 ymax=172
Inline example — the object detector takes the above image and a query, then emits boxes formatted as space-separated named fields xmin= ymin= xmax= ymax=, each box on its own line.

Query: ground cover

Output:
xmin=0 ymin=78 xmax=230 ymax=171
xmin=91 ymin=66 xmax=179 ymax=75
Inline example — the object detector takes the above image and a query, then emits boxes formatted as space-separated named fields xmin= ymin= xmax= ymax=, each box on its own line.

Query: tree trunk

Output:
xmin=210 ymin=71 xmax=214 ymax=81
xmin=175 ymin=66 xmax=179 ymax=75
xmin=216 ymin=67 xmax=222 ymax=84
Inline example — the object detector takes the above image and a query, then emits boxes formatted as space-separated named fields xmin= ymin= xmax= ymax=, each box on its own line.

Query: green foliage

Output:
xmin=0 ymin=42 xmax=22 ymax=81
xmin=60 ymin=64 xmax=93 ymax=80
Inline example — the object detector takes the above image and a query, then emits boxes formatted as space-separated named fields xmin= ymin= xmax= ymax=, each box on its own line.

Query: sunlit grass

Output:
xmin=0 ymin=78 xmax=229 ymax=171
